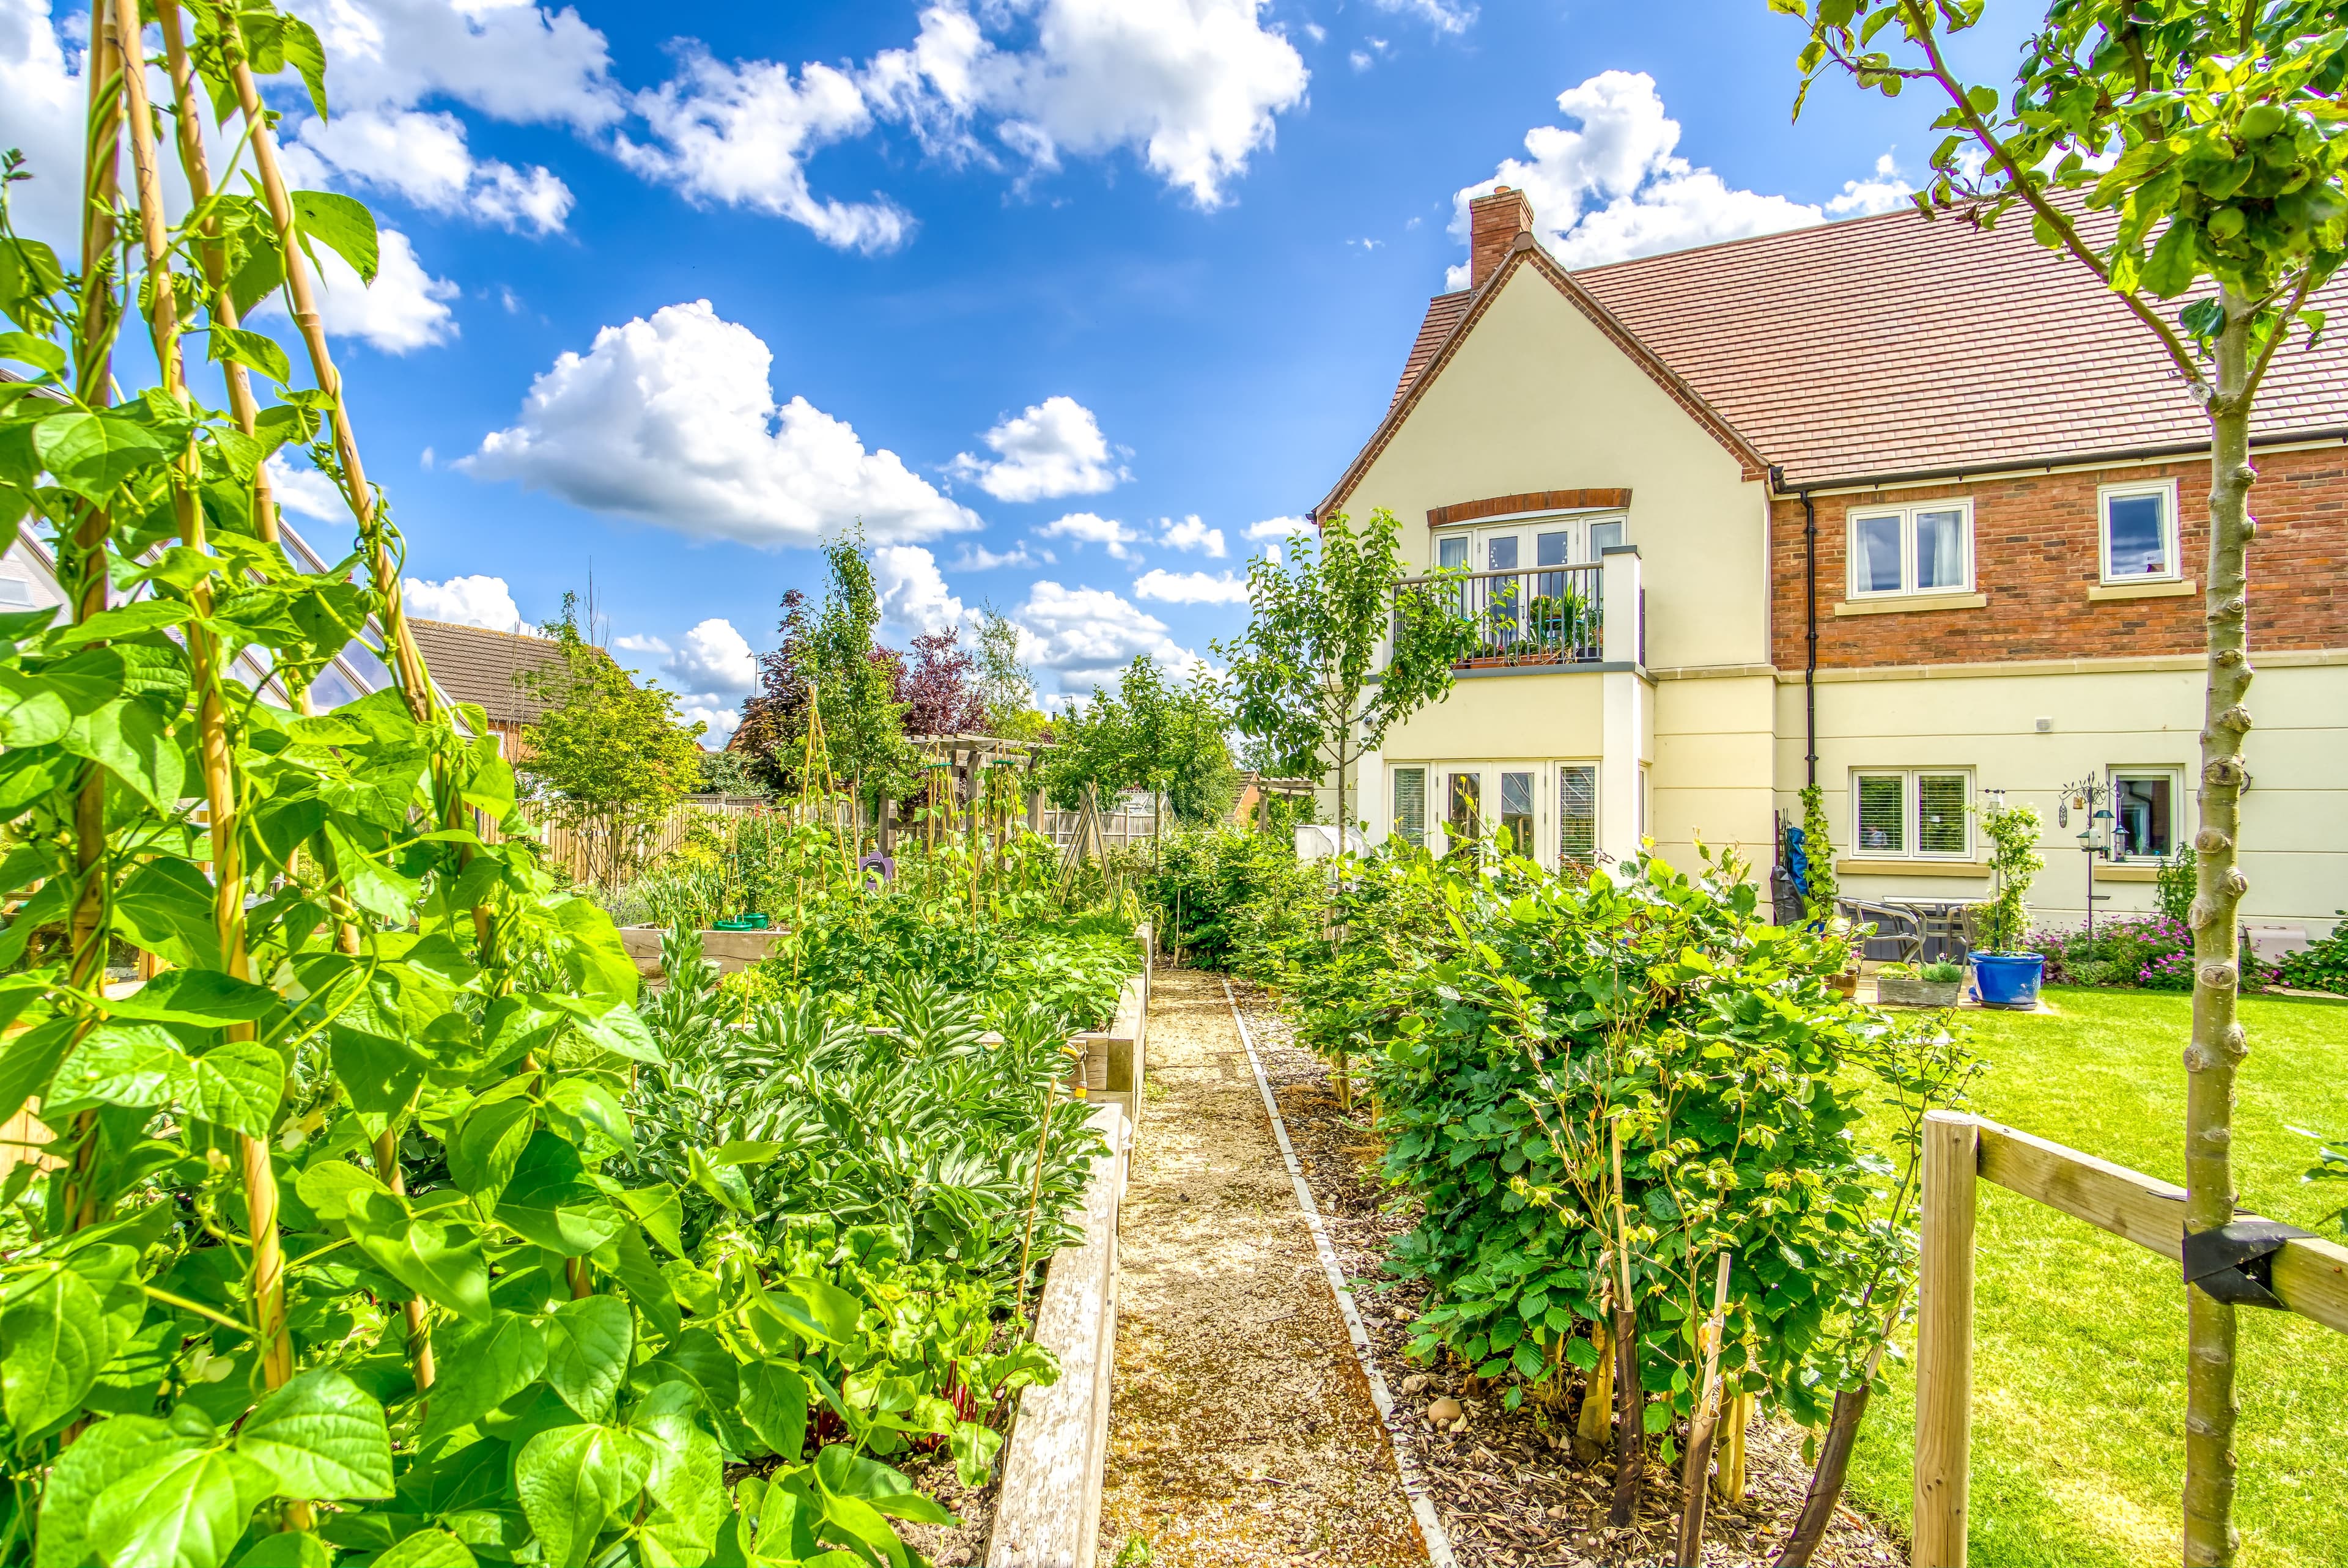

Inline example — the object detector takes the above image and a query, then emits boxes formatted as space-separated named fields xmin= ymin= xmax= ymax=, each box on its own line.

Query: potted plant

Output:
xmin=1971 ymin=795 xmax=2048 ymax=1009
xmin=1878 ymin=959 xmax=1965 ymax=1007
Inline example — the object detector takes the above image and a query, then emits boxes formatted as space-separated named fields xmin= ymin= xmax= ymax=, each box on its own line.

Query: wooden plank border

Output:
xmin=1911 ymin=1111 xmax=2348 ymax=1568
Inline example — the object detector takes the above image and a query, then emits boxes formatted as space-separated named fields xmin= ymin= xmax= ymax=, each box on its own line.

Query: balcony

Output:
xmin=1394 ymin=550 xmax=1642 ymax=671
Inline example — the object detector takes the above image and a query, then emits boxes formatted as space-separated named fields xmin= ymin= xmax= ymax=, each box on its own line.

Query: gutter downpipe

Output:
xmin=1774 ymin=466 xmax=1818 ymax=789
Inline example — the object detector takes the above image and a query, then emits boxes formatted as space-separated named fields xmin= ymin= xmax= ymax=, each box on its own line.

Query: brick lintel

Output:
xmin=1427 ymin=488 xmax=1632 ymax=528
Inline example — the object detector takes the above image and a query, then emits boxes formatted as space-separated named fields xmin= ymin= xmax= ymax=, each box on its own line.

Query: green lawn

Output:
xmin=1839 ymin=986 xmax=2348 ymax=1568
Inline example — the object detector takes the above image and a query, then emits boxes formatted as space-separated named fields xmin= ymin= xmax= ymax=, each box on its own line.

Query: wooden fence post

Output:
xmin=1914 ymin=1110 xmax=1979 ymax=1568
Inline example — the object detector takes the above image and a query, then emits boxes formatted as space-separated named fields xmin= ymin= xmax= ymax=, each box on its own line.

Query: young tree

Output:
xmin=1042 ymin=656 xmax=1236 ymax=829
xmin=520 ymin=594 xmax=707 ymax=890
xmin=1781 ymin=7 xmax=2346 ymax=1559
xmin=1219 ymin=508 xmax=1475 ymax=832
xmin=733 ymin=587 xmax=811 ymax=789
xmin=977 ymin=605 xmax=1047 ymax=739
xmin=898 ymin=626 xmax=988 ymax=737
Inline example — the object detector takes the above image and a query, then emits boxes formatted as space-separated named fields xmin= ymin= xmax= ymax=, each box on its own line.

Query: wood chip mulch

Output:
xmin=1228 ymin=979 xmax=1909 ymax=1568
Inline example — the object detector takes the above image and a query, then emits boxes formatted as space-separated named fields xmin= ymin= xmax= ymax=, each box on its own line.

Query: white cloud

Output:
xmin=1158 ymin=515 xmax=1225 ymax=557
xmin=665 ymin=617 xmax=756 ymax=698
xmin=1348 ymin=50 xmax=1372 ymax=72
xmin=286 ymin=0 xmax=624 ymax=131
xmin=948 ymin=540 xmax=1039 ymax=570
xmin=257 ymin=227 xmax=459 ymax=353
xmin=459 ymin=300 xmax=980 ymax=547
xmin=1369 ymin=0 xmax=1475 ymax=33
xmin=403 ymin=573 xmax=533 ymax=633
xmin=1450 ymin=70 xmax=1847 ymax=273
xmin=871 ymin=545 xmax=969 ymax=639
xmin=1828 ymin=150 xmax=1914 ymax=216
xmin=265 ymin=454 xmax=349 ymax=521
xmin=616 ymin=49 xmax=912 ymax=252
xmin=677 ymin=700 xmax=740 ymax=745
xmin=0 ymin=0 xmax=82 ymax=248
xmin=1041 ymin=512 xmax=1142 ymax=561
xmin=948 ymin=395 xmax=1126 ymax=502
xmin=1012 ymin=580 xmax=1197 ymax=685
xmin=1132 ymin=567 xmax=1247 ymax=604
xmin=615 ymin=633 xmax=671 ymax=655
xmin=284 ymin=106 xmax=573 ymax=232
xmin=1246 ymin=515 xmax=1310 ymax=540
xmin=871 ymin=0 xmax=1310 ymax=208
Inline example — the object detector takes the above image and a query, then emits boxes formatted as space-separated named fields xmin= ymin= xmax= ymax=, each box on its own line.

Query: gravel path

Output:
xmin=1097 ymin=966 xmax=1431 ymax=1568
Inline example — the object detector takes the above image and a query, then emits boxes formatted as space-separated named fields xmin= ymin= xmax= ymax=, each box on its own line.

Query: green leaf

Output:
xmin=785 ymin=1276 xmax=863 ymax=1346
xmin=36 ymin=1415 xmax=200 ymax=1568
xmin=330 ymin=1025 xmax=429 ymax=1116
xmin=183 ymin=1040 xmax=285 ymax=1136
xmin=0 ymin=329 xmax=65 ymax=378
xmin=278 ymin=16 xmax=330 ymax=120
xmin=2141 ymin=221 xmax=2201 ymax=299
xmin=45 ymin=1021 xmax=187 ymax=1116
xmin=2 ymin=1264 xmax=111 ymax=1434
xmin=106 ymin=968 xmax=282 ymax=1025
xmin=544 ymin=1294 xmax=634 ymax=1421
xmin=294 ymin=1159 xmax=388 ymax=1221
xmin=231 ymin=1532 xmax=336 ymax=1567
xmin=948 ymin=1420 xmax=1002 ymax=1490
xmin=423 ymin=1310 xmax=549 ymax=1440
xmin=636 ymin=1411 xmax=725 ymax=1567
xmin=814 ymin=1444 xmax=953 ymax=1525
xmin=0 ymin=1016 xmax=78 ymax=1127
xmin=548 ymin=996 xmax=662 ymax=1064
xmin=498 ymin=1132 xmax=624 ymax=1256
xmin=448 ymin=1090 xmax=535 ymax=1205
xmin=32 ymin=410 xmax=166 ymax=499
xmin=235 ymin=1368 xmax=394 ymax=1499
xmin=741 ymin=1361 xmax=809 ymax=1461
xmin=0 ymin=666 xmax=71 ymax=746
xmin=208 ymin=326 xmax=292 ymax=388
xmin=64 ymin=600 xmax=194 ymax=646
xmin=615 ymin=1183 xmax=684 ymax=1258
xmin=373 ymin=1530 xmax=478 ymax=1567
xmin=61 ymin=696 xmax=187 ymax=811
xmin=347 ymin=1191 xmax=492 ymax=1320
xmin=515 ymin=1423 xmax=654 ymax=1568
xmin=290 ymin=191 xmax=378 ymax=285
xmin=542 ymin=1075 xmax=632 ymax=1153
xmin=86 ymin=1446 xmax=278 ymax=1568
xmin=604 ymin=1223 xmax=681 ymax=1344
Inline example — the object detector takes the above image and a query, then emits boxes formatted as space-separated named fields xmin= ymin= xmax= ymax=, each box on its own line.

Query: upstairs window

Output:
xmin=1849 ymin=501 xmax=1973 ymax=598
xmin=2100 ymin=480 xmax=2180 ymax=582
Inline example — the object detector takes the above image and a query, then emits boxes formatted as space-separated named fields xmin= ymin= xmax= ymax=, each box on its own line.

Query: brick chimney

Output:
xmin=1468 ymin=186 xmax=1535 ymax=289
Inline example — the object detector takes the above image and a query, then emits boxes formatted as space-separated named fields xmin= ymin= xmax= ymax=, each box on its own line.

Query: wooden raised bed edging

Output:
xmin=985 ymin=1097 xmax=1129 ymax=1568
xmin=987 ymin=929 xmax=1148 ymax=1567
xmin=617 ymin=924 xmax=787 ymax=979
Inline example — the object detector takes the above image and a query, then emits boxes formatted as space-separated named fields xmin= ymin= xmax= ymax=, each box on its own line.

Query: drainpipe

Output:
xmin=1800 ymin=483 xmax=1818 ymax=788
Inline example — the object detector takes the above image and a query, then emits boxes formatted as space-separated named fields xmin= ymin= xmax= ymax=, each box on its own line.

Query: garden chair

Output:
xmin=1838 ymin=897 xmax=1923 ymax=965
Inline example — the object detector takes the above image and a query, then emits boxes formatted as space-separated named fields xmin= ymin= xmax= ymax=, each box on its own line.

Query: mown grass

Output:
xmin=1839 ymin=985 xmax=2348 ymax=1568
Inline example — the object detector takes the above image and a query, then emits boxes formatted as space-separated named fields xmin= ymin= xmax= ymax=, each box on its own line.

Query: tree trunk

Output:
xmin=1775 ymin=1386 xmax=1868 ymax=1567
xmin=1609 ymin=1301 xmax=1642 ymax=1525
xmin=2183 ymin=289 xmax=2257 ymax=1568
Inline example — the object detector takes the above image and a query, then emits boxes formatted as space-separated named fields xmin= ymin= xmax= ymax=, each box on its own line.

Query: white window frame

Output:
xmin=1846 ymin=499 xmax=1976 ymax=600
xmin=2107 ymin=765 xmax=2185 ymax=863
xmin=1850 ymin=768 xmax=1975 ymax=860
xmin=1390 ymin=765 xmax=1428 ymax=849
xmin=2098 ymin=479 xmax=2181 ymax=584
xmin=1556 ymin=760 xmax=1599 ymax=869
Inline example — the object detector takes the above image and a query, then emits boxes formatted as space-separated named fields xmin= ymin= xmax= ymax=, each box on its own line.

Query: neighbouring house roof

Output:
xmin=406 ymin=619 xmax=569 ymax=731
xmin=1354 ymin=202 xmax=2348 ymax=507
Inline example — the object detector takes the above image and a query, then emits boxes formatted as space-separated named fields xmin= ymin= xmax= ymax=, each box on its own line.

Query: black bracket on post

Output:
xmin=2183 ymin=1218 xmax=2315 ymax=1309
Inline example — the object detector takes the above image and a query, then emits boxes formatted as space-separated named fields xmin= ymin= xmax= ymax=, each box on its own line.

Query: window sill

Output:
xmin=2088 ymin=577 xmax=2196 ymax=602
xmin=2092 ymin=863 xmax=2162 ymax=882
xmin=1835 ymin=858 xmax=1990 ymax=877
xmin=1832 ymin=592 xmax=1988 ymax=617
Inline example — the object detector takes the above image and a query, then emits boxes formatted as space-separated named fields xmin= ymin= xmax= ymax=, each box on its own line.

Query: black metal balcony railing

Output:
xmin=1395 ymin=561 xmax=1604 ymax=667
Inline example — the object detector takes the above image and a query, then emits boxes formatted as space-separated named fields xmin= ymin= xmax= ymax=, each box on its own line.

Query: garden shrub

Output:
xmin=2276 ymin=912 xmax=2348 ymax=995
xmin=2028 ymin=915 xmax=2280 ymax=992
xmin=1139 ymin=825 xmax=1324 ymax=975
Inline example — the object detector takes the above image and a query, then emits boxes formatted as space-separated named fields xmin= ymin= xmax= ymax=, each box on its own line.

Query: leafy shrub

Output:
xmin=2276 ymin=912 xmax=2348 ymax=995
xmin=1138 ymin=825 xmax=1324 ymax=974
xmin=2029 ymin=915 xmax=2279 ymax=991
xmin=1921 ymin=960 xmax=1965 ymax=984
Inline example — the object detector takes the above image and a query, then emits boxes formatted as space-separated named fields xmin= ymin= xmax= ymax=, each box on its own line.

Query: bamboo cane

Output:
xmin=111 ymin=12 xmax=301 ymax=1537
xmin=217 ymin=17 xmax=434 ymax=720
xmin=372 ymin=1126 xmax=437 ymax=1393
xmin=56 ymin=0 xmax=125 ymax=1237
xmin=1675 ymin=1253 xmax=1734 ymax=1567
xmin=1609 ymin=1120 xmax=1642 ymax=1527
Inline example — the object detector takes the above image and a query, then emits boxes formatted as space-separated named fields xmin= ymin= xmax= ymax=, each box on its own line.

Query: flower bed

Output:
xmin=2026 ymin=914 xmax=2281 ymax=991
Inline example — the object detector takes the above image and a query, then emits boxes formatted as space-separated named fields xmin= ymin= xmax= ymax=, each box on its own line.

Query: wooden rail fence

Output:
xmin=1913 ymin=1110 xmax=2348 ymax=1567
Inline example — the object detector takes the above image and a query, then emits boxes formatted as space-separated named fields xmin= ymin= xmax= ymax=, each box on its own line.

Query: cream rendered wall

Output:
xmin=1773 ymin=656 xmax=2348 ymax=933
xmin=1341 ymin=264 xmax=1776 ymax=867
xmin=1342 ymin=271 xmax=1770 ymax=669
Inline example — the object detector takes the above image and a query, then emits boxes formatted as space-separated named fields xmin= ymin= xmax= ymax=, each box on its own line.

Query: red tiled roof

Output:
xmin=1380 ymin=203 xmax=2348 ymax=489
xmin=408 ymin=619 xmax=570 ymax=730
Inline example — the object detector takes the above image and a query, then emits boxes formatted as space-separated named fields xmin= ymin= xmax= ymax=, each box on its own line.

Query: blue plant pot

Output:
xmin=1972 ymin=952 xmax=2045 ymax=1010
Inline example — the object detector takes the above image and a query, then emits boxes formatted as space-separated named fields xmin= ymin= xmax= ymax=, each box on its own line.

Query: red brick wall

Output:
xmin=1769 ymin=445 xmax=2348 ymax=669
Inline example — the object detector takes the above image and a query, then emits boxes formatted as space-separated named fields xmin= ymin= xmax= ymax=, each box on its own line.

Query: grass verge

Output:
xmin=1840 ymin=985 xmax=2348 ymax=1568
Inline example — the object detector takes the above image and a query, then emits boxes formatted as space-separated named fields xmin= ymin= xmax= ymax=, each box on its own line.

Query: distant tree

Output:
xmin=797 ymin=531 xmax=914 ymax=801
xmin=1043 ymin=655 xmax=1235 ymax=831
xmin=976 ymin=606 xmax=1047 ymax=739
xmin=1218 ymin=507 xmax=1473 ymax=832
xmin=520 ymin=594 xmax=706 ymax=890
xmin=696 ymin=748 xmax=769 ymax=798
xmin=733 ymin=587 xmax=811 ymax=790
xmin=898 ymin=627 xmax=987 ymax=737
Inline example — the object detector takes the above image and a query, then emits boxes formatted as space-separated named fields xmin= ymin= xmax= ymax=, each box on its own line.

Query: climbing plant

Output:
xmin=0 ymin=4 xmax=983 ymax=1563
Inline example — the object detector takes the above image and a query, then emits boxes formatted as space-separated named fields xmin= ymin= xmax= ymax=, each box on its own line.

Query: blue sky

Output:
xmin=1 ymin=0 xmax=2035 ymax=740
